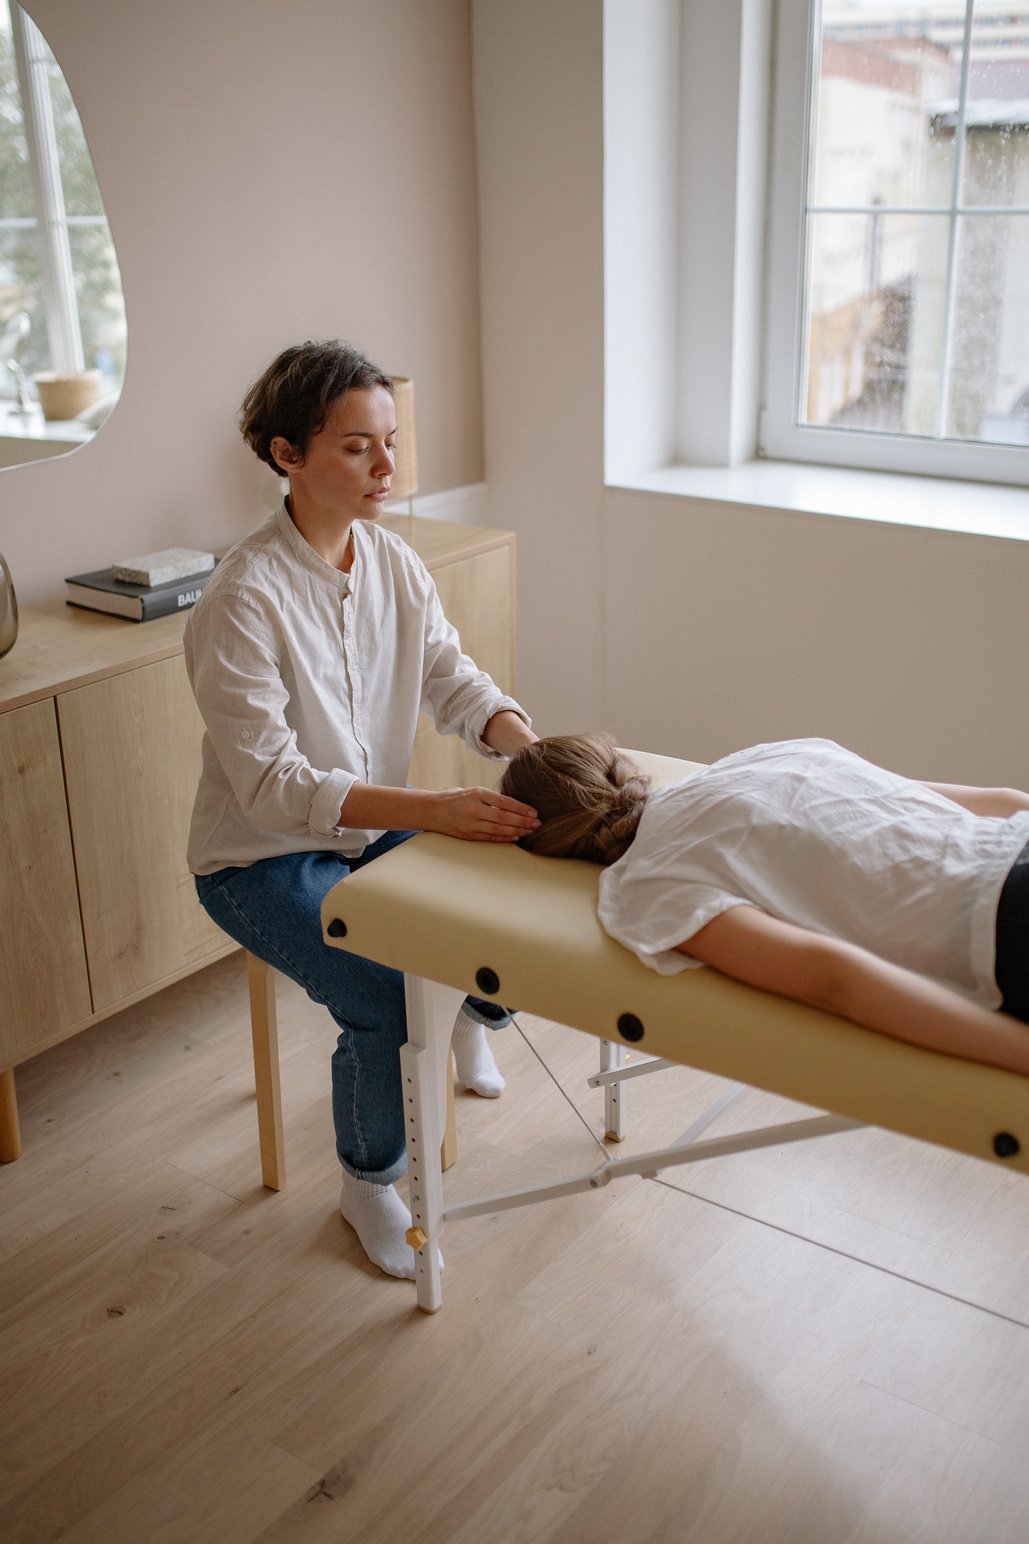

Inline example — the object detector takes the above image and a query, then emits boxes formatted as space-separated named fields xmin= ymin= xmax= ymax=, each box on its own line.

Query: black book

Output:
xmin=65 ymin=564 xmax=214 ymax=621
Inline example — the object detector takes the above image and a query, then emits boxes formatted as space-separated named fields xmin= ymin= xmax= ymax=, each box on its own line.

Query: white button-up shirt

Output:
xmin=184 ymin=504 xmax=528 ymax=873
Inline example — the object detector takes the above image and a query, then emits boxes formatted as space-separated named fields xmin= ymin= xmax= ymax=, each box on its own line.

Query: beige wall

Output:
xmin=1 ymin=0 xmax=484 ymax=605
xmin=604 ymin=491 xmax=1029 ymax=786
xmin=4 ymin=0 xmax=1025 ymax=789
xmin=473 ymin=0 xmax=1029 ymax=786
xmin=473 ymin=0 xmax=607 ymax=731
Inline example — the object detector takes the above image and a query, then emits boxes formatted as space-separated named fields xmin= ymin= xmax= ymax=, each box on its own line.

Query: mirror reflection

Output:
xmin=0 ymin=0 xmax=125 ymax=468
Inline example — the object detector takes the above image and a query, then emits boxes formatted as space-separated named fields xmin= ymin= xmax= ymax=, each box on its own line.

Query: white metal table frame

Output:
xmin=399 ymin=975 xmax=858 ymax=1315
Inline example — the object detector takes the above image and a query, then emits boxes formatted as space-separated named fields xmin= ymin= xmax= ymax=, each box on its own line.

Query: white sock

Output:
xmin=451 ymin=1009 xmax=506 ymax=1098
xmin=338 ymin=1171 xmax=443 ymax=1280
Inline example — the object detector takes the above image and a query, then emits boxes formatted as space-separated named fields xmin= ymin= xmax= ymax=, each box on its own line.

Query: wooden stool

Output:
xmin=246 ymin=952 xmax=457 ymax=1190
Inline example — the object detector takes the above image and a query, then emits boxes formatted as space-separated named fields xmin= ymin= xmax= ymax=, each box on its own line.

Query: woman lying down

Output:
xmin=499 ymin=735 xmax=1029 ymax=1076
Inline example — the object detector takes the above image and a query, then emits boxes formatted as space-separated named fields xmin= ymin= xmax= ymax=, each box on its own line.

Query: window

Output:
xmin=0 ymin=0 xmax=125 ymax=398
xmin=763 ymin=0 xmax=1029 ymax=485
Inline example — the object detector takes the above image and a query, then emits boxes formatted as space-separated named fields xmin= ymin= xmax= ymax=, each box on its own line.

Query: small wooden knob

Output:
xmin=406 ymin=1226 xmax=428 ymax=1250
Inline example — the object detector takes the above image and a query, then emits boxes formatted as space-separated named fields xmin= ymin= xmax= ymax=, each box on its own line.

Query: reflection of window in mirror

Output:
xmin=0 ymin=0 xmax=125 ymax=468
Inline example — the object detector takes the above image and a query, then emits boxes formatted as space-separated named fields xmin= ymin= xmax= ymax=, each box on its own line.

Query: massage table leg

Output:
xmin=400 ymin=975 xmax=464 ymax=1313
xmin=592 ymin=1047 xmax=680 ymax=1142
xmin=598 ymin=1040 xmax=627 ymax=1141
xmin=398 ymin=969 xmax=861 ymax=1312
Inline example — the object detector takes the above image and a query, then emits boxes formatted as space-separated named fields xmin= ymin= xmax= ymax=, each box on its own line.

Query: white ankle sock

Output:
xmin=451 ymin=1009 xmax=506 ymax=1097
xmin=338 ymin=1172 xmax=443 ymax=1280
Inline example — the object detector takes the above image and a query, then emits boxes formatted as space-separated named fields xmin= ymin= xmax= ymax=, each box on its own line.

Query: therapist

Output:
xmin=185 ymin=339 xmax=538 ymax=1280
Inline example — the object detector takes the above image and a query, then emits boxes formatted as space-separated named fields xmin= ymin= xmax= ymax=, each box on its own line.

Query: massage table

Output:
xmin=321 ymin=749 xmax=1029 ymax=1313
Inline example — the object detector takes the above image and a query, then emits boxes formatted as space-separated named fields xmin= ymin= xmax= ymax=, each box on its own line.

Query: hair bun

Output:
xmin=498 ymin=732 xmax=651 ymax=864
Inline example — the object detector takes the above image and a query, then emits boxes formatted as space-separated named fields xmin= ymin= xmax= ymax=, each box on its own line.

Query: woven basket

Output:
xmin=32 ymin=370 xmax=103 ymax=422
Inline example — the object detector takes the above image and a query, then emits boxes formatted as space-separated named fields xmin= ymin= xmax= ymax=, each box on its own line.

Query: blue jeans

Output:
xmin=195 ymin=831 xmax=511 ymax=1185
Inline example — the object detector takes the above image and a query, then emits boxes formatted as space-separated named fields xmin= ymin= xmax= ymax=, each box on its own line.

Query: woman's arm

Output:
xmin=482 ymin=708 xmax=539 ymax=758
xmin=920 ymin=782 xmax=1029 ymax=817
xmin=678 ymin=905 xmax=1029 ymax=1077
xmin=339 ymin=780 xmax=540 ymax=843
xmin=339 ymin=710 xmax=539 ymax=839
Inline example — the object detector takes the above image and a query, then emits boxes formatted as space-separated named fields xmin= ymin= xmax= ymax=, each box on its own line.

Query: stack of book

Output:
xmin=65 ymin=547 xmax=216 ymax=621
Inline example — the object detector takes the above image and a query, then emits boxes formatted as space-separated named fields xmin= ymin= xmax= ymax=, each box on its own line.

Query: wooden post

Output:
xmin=247 ymin=953 xmax=286 ymax=1190
xmin=0 ymin=1066 xmax=22 ymax=1161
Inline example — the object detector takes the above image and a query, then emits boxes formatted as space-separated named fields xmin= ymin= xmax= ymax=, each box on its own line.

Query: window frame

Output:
xmin=760 ymin=0 xmax=1029 ymax=488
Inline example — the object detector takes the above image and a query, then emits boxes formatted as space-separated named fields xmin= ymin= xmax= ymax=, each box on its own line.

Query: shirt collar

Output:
xmin=274 ymin=500 xmax=353 ymax=592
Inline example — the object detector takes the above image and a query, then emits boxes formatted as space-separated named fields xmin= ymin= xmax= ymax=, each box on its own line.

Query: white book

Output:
xmin=112 ymin=547 xmax=215 ymax=587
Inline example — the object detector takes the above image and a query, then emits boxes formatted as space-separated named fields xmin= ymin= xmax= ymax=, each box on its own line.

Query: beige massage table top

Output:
xmin=321 ymin=749 xmax=1029 ymax=1177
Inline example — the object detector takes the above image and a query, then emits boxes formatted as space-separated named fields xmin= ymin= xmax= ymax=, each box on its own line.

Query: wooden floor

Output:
xmin=4 ymin=954 xmax=1029 ymax=1543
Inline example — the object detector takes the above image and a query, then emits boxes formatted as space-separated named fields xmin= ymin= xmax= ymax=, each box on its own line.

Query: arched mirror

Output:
xmin=0 ymin=0 xmax=125 ymax=469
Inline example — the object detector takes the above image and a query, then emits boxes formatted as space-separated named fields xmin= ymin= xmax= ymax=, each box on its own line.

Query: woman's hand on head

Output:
xmin=428 ymin=787 xmax=540 ymax=843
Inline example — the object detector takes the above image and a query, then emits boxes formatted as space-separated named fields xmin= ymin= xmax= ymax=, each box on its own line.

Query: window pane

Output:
xmin=0 ymin=0 xmax=34 ymax=219
xmin=68 ymin=223 xmax=126 ymax=382
xmin=959 ymin=1 xmax=1029 ymax=207
xmin=44 ymin=36 xmax=105 ymax=218
xmin=803 ymin=210 xmax=949 ymax=435
xmin=0 ymin=0 xmax=126 ymax=399
xmin=815 ymin=4 xmax=957 ymax=210
xmin=948 ymin=212 xmax=1029 ymax=443
xmin=0 ymin=224 xmax=45 ymax=372
xmin=800 ymin=2 xmax=1029 ymax=458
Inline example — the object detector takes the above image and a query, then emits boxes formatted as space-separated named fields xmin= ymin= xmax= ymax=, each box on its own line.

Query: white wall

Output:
xmin=1 ymin=0 xmax=485 ymax=605
xmin=473 ymin=0 xmax=1029 ymax=784
xmin=5 ymin=0 xmax=1025 ymax=788
xmin=604 ymin=489 xmax=1029 ymax=785
xmin=473 ymin=0 xmax=607 ymax=731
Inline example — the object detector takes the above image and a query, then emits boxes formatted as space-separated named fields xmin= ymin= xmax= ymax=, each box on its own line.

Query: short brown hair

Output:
xmin=500 ymin=733 xmax=650 ymax=865
xmin=239 ymin=339 xmax=393 ymax=476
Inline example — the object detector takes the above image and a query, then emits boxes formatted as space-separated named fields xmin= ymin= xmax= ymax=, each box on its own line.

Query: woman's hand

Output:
xmin=339 ymin=781 xmax=538 ymax=840
xmin=428 ymin=786 xmax=540 ymax=843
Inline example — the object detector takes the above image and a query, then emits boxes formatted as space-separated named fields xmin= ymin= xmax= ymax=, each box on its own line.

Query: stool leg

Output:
xmin=247 ymin=953 xmax=285 ymax=1190
xmin=0 ymin=1067 xmax=22 ymax=1162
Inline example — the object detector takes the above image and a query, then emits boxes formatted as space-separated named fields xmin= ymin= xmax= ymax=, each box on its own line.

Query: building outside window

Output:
xmin=764 ymin=0 xmax=1029 ymax=483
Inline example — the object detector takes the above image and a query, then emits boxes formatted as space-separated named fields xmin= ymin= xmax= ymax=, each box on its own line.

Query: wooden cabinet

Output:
xmin=0 ymin=699 xmax=92 ymax=1063
xmin=0 ymin=515 xmax=516 ymax=1159
xmin=409 ymin=541 xmax=516 ymax=789
xmin=57 ymin=657 xmax=227 ymax=1012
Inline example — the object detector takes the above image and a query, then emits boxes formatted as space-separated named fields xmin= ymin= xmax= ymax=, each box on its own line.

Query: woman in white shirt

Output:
xmin=499 ymin=734 xmax=1029 ymax=1075
xmin=187 ymin=340 xmax=539 ymax=1279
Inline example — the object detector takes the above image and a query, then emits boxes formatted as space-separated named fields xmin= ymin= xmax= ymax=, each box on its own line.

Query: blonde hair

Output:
xmin=499 ymin=734 xmax=650 ymax=865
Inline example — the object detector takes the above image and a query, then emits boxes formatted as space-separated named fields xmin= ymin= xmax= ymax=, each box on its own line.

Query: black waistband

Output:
xmin=995 ymin=840 xmax=1029 ymax=1024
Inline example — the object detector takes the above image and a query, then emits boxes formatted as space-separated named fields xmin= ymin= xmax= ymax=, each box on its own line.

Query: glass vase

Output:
xmin=0 ymin=553 xmax=18 ymax=658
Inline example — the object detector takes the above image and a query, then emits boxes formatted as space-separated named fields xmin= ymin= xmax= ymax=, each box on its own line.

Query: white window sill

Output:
xmin=0 ymin=411 xmax=92 ymax=443
xmin=609 ymin=460 xmax=1029 ymax=544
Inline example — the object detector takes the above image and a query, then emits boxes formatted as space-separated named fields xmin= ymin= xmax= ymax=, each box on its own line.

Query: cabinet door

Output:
xmin=409 ymin=544 xmax=515 ymax=790
xmin=0 ymin=699 xmax=91 ymax=1064
xmin=58 ymin=656 xmax=227 ymax=1012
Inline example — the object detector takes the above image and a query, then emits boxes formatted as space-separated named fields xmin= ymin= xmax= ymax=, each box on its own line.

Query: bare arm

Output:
xmin=678 ymin=905 xmax=1029 ymax=1077
xmin=482 ymin=708 xmax=539 ymax=758
xmin=920 ymin=782 xmax=1029 ymax=817
xmin=338 ymin=780 xmax=540 ymax=843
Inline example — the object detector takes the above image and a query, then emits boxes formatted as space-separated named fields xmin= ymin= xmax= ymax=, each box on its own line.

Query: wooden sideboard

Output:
xmin=0 ymin=515 xmax=516 ymax=1159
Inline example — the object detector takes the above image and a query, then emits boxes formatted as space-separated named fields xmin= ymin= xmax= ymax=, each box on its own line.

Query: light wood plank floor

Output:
xmin=3 ymin=952 xmax=1029 ymax=1543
